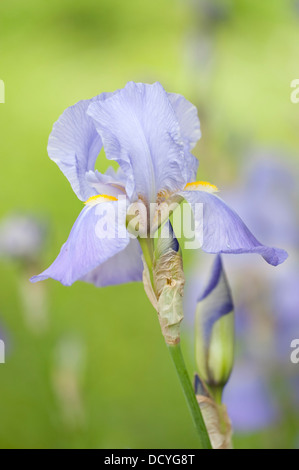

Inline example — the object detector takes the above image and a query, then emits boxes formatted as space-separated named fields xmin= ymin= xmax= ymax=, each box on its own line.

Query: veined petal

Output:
xmin=180 ymin=190 xmax=288 ymax=266
xmin=48 ymin=92 xmax=115 ymax=201
xmin=182 ymin=151 xmax=199 ymax=184
xmin=167 ymin=92 xmax=201 ymax=151
xmin=168 ymin=92 xmax=200 ymax=181
xmin=87 ymin=82 xmax=186 ymax=203
xmin=81 ymin=238 xmax=143 ymax=287
xmin=30 ymin=201 xmax=129 ymax=286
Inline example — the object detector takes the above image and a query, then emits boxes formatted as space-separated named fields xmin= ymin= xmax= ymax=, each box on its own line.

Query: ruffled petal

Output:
xmin=167 ymin=92 xmax=201 ymax=150
xmin=81 ymin=238 xmax=143 ymax=287
xmin=168 ymin=92 xmax=200 ymax=182
xmin=31 ymin=201 xmax=129 ymax=286
xmin=87 ymin=82 xmax=187 ymax=202
xmin=180 ymin=190 xmax=288 ymax=266
xmin=48 ymin=92 xmax=114 ymax=201
xmin=85 ymin=167 xmax=128 ymax=199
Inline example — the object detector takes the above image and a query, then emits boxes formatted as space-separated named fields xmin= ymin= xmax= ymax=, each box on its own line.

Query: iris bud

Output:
xmin=195 ymin=255 xmax=234 ymax=398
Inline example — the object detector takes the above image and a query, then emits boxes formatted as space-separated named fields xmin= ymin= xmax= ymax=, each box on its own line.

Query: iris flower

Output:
xmin=31 ymin=82 xmax=287 ymax=287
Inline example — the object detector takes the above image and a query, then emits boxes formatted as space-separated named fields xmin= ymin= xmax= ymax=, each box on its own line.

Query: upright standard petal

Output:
xmin=168 ymin=92 xmax=200 ymax=181
xmin=87 ymin=82 xmax=186 ymax=203
xmin=48 ymin=92 xmax=114 ymax=201
xmin=31 ymin=201 xmax=129 ymax=286
xmin=180 ymin=190 xmax=288 ymax=266
xmin=81 ymin=238 xmax=143 ymax=287
xmin=167 ymin=92 xmax=201 ymax=151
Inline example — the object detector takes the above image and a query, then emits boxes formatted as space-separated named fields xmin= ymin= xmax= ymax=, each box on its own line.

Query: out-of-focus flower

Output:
xmin=19 ymin=276 xmax=49 ymax=334
xmin=195 ymin=255 xmax=234 ymax=396
xmin=224 ymin=154 xmax=299 ymax=248
xmin=223 ymin=363 xmax=279 ymax=432
xmin=270 ymin=261 xmax=299 ymax=362
xmin=190 ymin=0 xmax=232 ymax=25
xmin=193 ymin=155 xmax=298 ymax=432
xmin=184 ymin=155 xmax=297 ymax=433
xmin=223 ymin=155 xmax=299 ymax=363
xmin=0 ymin=213 xmax=49 ymax=333
xmin=183 ymin=0 xmax=232 ymax=98
xmin=51 ymin=335 xmax=86 ymax=428
xmin=31 ymin=83 xmax=286 ymax=289
xmin=0 ymin=214 xmax=47 ymax=263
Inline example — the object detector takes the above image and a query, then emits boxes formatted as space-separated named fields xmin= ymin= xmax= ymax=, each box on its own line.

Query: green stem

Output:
xmin=168 ymin=343 xmax=212 ymax=449
xmin=210 ymin=385 xmax=223 ymax=406
xmin=139 ymin=237 xmax=154 ymax=270
xmin=139 ymin=237 xmax=155 ymax=285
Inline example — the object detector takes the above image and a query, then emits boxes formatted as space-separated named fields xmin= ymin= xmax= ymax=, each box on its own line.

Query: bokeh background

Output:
xmin=0 ymin=0 xmax=298 ymax=449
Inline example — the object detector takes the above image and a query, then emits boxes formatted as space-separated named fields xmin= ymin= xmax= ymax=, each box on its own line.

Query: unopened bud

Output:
xmin=195 ymin=255 xmax=234 ymax=395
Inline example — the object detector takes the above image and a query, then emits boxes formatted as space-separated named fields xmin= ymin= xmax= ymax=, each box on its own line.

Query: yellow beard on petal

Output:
xmin=184 ymin=181 xmax=219 ymax=193
xmin=84 ymin=194 xmax=118 ymax=206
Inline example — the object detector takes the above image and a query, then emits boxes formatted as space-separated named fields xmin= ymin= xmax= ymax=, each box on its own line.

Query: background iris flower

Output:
xmin=186 ymin=155 xmax=298 ymax=439
xmin=31 ymin=82 xmax=287 ymax=288
xmin=223 ymin=363 xmax=279 ymax=433
xmin=0 ymin=214 xmax=47 ymax=263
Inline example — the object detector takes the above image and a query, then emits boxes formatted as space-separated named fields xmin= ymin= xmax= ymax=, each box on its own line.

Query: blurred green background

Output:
xmin=0 ymin=0 xmax=298 ymax=449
